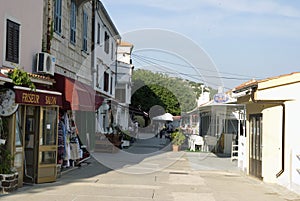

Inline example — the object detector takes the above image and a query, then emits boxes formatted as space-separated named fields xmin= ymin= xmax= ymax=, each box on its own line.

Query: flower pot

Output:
xmin=172 ymin=144 xmax=179 ymax=152
xmin=0 ymin=172 xmax=18 ymax=194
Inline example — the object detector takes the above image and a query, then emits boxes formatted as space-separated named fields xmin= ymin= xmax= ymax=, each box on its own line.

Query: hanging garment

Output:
xmin=64 ymin=134 xmax=71 ymax=166
xmin=57 ymin=121 xmax=65 ymax=163
xmin=70 ymin=136 xmax=80 ymax=160
xmin=63 ymin=113 xmax=71 ymax=132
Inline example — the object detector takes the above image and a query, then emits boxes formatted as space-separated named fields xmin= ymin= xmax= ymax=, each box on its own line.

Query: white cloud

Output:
xmin=202 ymin=0 xmax=300 ymax=18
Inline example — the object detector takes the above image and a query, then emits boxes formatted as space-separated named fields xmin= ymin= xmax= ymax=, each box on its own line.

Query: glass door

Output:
xmin=37 ymin=107 xmax=58 ymax=183
xmin=24 ymin=106 xmax=39 ymax=183
xmin=249 ymin=114 xmax=263 ymax=179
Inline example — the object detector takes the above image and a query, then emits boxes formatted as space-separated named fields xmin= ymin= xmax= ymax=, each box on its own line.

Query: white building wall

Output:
xmin=257 ymin=83 xmax=300 ymax=101
xmin=278 ymin=100 xmax=300 ymax=194
xmin=117 ymin=46 xmax=132 ymax=64
xmin=197 ymin=91 xmax=210 ymax=106
xmin=238 ymin=134 xmax=247 ymax=171
xmin=0 ymin=0 xmax=43 ymax=72
xmin=93 ymin=4 xmax=119 ymax=99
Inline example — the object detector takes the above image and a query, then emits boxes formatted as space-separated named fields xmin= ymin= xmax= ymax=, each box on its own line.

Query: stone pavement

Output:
xmin=1 ymin=133 xmax=300 ymax=201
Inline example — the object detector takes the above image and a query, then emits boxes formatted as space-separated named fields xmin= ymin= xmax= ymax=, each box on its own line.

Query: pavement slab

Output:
xmin=2 ymin=132 xmax=300 ymax=201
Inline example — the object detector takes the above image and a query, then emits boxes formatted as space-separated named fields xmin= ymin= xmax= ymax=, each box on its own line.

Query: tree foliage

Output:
xmin=131 ymin=69 xmax=198 ymax=116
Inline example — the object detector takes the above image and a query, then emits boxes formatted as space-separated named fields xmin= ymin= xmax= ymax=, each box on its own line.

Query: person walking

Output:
xmin=134 ymin=121 xmax=139 ymax=140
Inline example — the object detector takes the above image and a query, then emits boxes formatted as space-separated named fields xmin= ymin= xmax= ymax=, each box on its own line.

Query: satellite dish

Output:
xmin=0 ymin=89 xmax=19 ymax=116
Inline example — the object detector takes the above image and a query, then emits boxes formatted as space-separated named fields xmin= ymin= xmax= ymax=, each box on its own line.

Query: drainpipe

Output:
xmin=46 ymin=0 xmax=52 ymax=53
xmin=276 ymin=104 xmax=285 ymax=178
xmin=91 ymin=0 xmax=95 ymax=88
xmin=249 ymin=88 xmax=286 ymax=178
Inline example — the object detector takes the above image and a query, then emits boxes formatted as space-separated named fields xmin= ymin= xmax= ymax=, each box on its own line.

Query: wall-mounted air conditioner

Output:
xmin=36 ymin=52 xmax=55 ymax=75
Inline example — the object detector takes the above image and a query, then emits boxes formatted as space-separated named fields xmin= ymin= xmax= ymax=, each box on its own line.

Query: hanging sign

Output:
xmin=213 ymin=93 xmax=229 ymax=103
xmin=0 ymin=88 xmax=19 ymax=116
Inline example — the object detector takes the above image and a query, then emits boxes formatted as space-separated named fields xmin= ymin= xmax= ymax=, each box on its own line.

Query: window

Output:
xmin=104 ymin=31 xmax=109 ymax=54
xmin=111 ymin=43 xmax=114 ymax=60
xmin=96 ymin=64 xmax=99 ymax=87
xmin=6 ymin=19 xmax=20 ymax=64
xmin=82 ymin=11 xmax=88 ymax=52
xmin=54 ymin=0 xmax=62 ymax=34
xmin=70 ymin=0 xmax=76 ymax=44
xmin=97 ymin=23 xmax=100 ymax=44
xmin=110 ymin=76 xmax=113 ymax=94
xmin=116 ymin=89 xmax=126 ymax=102
xmin=104 ymin=72 xmax=109 ymax=92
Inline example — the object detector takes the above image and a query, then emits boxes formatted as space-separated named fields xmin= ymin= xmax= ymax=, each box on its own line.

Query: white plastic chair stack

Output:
xmin=189 ymin=135 xmax=204 ymax=151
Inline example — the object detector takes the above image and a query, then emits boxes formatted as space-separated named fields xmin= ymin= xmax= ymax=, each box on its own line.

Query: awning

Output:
xmin=152 ymin=113 xmax=174 ymax=121
xmin=0 ymin=72 xmax=12 ymax=84
xmin=14 ymin=86 xmax=62 ymax=107
xmin=54 ymin=74 xmax=103 ymax=111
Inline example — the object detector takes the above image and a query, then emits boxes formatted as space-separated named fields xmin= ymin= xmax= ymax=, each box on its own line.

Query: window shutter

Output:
xmin=6 ymin=19 xmax=20 ymax=63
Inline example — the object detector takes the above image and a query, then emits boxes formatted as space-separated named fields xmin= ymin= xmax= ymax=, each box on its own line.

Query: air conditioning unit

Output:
xmin=36 ymin=52 xmax=55 ymax=75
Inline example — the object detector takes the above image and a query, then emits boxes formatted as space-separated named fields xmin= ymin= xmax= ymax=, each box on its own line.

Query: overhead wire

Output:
xmin=132 ymin=52 xmax=261 ymax=80
xmin=133 ymin=54 xmax=203 ymax=81
xmin=132 ymin=54 xmax=233 ymax=90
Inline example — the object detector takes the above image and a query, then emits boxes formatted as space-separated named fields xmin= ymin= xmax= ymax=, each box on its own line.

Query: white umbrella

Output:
xmin=152 ymin=113 xmax=173 ymax=121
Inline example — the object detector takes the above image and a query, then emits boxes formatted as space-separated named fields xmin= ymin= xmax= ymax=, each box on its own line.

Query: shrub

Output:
xmin=0 ymin=145 xmax=14 ymax=174
xmin=171 ymin=130 xmax=186 ymax=146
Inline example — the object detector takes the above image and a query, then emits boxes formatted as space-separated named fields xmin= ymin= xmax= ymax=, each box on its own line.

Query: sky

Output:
xmin=101 ymin=0 xmax=300 ymax=90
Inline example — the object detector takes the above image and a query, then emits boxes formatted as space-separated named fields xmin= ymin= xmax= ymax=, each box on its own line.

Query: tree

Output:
xmin=131 ymin=69 xmax=198 ymax=117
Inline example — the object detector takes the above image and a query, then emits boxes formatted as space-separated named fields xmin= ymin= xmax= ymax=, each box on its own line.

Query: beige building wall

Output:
xmin=261 ymin=105 xmax=282 ymax=183
xmin=236 ymin=75 xmax=300 ymax=194
xmin=246 ymin=98 xmax=294 ymax=183
xmin=44 ymin=0 xmax=92 ymax=85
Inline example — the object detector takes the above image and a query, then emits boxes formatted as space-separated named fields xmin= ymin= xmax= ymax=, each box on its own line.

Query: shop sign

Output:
xmin=213 ymin=93 xmax=229 ymax=103
xmin=15 ymin=89 xmax=62 ymax=106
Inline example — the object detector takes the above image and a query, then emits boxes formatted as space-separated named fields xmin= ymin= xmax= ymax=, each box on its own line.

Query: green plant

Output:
xmin=121 ymin=130 xmax=132 ymax=141
xmin=171 ymin=130 xmax=186 ymax=146
xmin=0 ymin=144 xmax=14 ymax=174
xmin=7 ymin=67 xmax=35 ymax=90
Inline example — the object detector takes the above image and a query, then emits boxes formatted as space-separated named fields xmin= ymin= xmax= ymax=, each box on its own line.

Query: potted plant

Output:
xmin=171 ymin=130 xmax=186 ymax=152
xmin=0 ymin=144 xmax=18 ymax=194
xmin=0 ymin=117 xmax=18 ymax=194
xmin=0 ymin=144 xmax=14 ymax=174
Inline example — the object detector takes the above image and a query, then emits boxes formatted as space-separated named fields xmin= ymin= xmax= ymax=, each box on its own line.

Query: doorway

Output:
xmin=24 ymin=106 xmax=39 ymax=183
xmin=249 ymin=114 xmax=263 ymax=179
xmin=24 ymin=106 xmax=58 ymax=183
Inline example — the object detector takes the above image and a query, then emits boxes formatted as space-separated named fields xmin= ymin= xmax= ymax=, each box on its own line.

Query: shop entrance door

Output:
xmin=24 ymin=106 xmax=39 ymax=183
xmin=37 ymin=107 xmax=58 ymax=183
xmin=249 ymin=114 xmax=263 ymax=179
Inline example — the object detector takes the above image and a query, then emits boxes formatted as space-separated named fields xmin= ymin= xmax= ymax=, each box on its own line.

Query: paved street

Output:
xmin=1 ymin=133 xmax=300 ymax=201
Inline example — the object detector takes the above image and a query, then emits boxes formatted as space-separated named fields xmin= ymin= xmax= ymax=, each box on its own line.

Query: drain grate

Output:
xmin=169 ymin=171 xmax=189 ymax=175
xmin=224 ymin=174 xmax=240 ymax=177
xmin=265 ymin=192 xmax=278 ymax=195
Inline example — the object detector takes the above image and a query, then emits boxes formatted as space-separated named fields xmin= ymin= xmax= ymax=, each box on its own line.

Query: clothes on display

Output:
xmin=57 ymin=111 xmax=90 ymax=168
